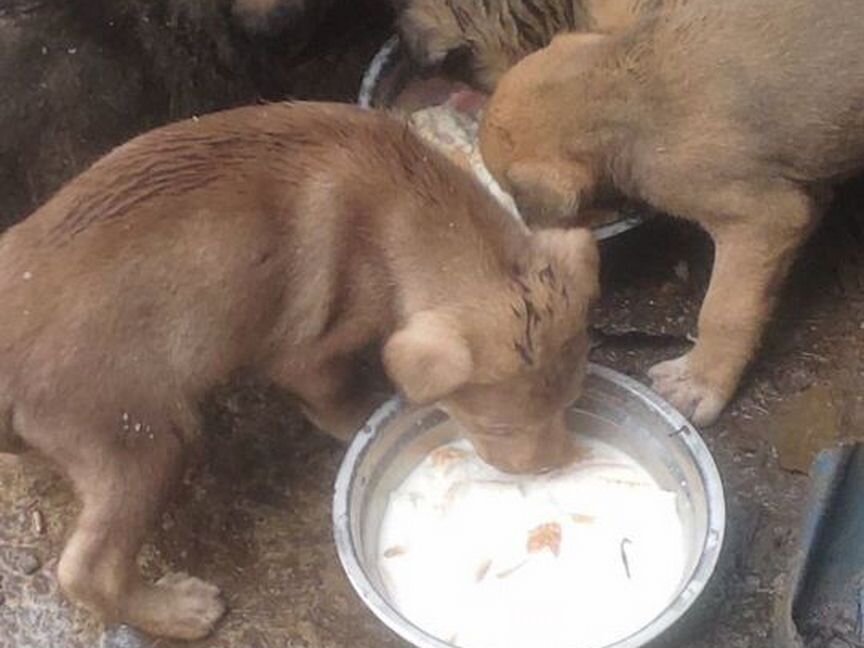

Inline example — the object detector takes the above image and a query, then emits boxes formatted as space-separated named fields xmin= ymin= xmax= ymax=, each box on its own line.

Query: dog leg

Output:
xmin=649 ymin=185 xmax=819 ymax=425
xmin=45 ymin=419 xmax=225 ymax=640
xmin=277 ymin=357 xmax=388 ymax=441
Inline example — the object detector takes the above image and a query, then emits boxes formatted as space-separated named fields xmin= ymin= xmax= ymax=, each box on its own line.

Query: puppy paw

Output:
xmin=145 ymin=573 xmax=226 ymax=640
xmin=648 ymin=354 xmax=728 ymax=426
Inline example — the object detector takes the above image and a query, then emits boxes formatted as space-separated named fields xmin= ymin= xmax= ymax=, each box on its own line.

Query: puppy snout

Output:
xmin=471 ymin=412 xmax=575 ymax=474
xmin=533 ymin=411 xmax=579 ymax=471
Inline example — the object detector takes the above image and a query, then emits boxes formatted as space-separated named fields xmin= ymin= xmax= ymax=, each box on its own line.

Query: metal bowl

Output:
xmin=356 ymin=36 xmax=645 ymax=241
xmin=333 ymin=364 xmax=725 ymax=648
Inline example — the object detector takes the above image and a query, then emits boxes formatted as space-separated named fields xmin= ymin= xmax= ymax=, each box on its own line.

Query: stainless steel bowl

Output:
xmin=333 ymin=364 xmax=725 ymax=648
xmin=356 ymin=36 xmax=645 ymax=241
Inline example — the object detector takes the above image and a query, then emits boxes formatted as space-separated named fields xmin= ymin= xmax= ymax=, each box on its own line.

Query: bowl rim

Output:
xmin=333 ymin=363 xmax=726 ymax=648
xmin=355 ymin=35 xmax=646 ymax=242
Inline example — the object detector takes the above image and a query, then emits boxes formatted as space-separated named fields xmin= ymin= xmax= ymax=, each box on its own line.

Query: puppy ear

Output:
xmin=530 ymin=228 xmax=600 ymax=301
xmin=383 ymin=311 xmax=473 ymax=404
xmin=507 ymin=159 xmax=594 ymax=227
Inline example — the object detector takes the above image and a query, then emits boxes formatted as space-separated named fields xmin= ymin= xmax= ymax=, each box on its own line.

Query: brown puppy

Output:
xmin=0 ymin=102 xmax=597 ymax=639
xmin=479 ymin=0 xmax=864 ymax=425
xmin=395 ymin=0 xmax=665 ymax=90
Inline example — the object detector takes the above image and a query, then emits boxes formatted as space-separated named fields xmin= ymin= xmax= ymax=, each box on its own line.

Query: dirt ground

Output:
xmin=1 ymin=4 xmax=863 ymax=648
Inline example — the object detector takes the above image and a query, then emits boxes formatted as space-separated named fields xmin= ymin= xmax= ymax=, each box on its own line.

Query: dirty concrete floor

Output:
xmin=2 ymin=8 xmax=864 ymax=648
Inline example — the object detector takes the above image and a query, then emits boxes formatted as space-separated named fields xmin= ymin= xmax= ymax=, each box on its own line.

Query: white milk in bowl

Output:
xmin=377 ymin=436 xmax=687 ymax=648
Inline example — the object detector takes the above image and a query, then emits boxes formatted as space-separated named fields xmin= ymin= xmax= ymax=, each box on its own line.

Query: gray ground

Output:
xmin=1 ymin=7 xmax=864 ymax=648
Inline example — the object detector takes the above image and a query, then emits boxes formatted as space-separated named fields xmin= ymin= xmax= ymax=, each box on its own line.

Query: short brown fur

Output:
xmin=480 ymin=0 xmax=864 ymax=425
xmin=0 ymin=102 xmax=597 ymax=638
xmin=395 ymin=0 xmax=669 ymax=90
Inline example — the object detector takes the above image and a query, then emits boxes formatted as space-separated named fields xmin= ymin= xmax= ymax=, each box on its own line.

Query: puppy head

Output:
xmin=384 ymin=228 xmax=599 ymax=474
xmin=479 ymin=33 xmax=613 ymax=226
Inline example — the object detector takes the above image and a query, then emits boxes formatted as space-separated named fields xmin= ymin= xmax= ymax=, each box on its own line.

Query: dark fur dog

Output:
xmin=479 ymin=0 xmax=864 ymax=425
xmin=394 ymin=0 xmax=666 ymax=90
xmin=0 ymin=102 xmax=597 ymax=639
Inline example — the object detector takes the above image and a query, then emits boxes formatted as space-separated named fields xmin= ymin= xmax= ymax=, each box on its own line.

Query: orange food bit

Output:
xmin=571 ymin=513 xmax=597 ymax=525
xmin=526 ymin=522 xmax=562 ymax=557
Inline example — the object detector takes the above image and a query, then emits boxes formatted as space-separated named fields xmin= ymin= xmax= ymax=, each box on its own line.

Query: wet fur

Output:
xmin=480 ymin=0 xmax=864 ymax=424
xmin=0 ymin=102 xmax=597 ymax=639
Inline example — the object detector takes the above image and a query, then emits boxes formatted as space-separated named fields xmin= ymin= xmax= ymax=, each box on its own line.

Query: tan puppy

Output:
xmin=479 ymin=0 xmax=864 ymax=425
xmin=395 ymin=0 xmax=666 ymax=90
xmin=0 ymin=102 xmax=597 ymax=639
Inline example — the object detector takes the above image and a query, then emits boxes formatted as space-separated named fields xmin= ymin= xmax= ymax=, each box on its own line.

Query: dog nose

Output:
xmin=472 ymin=413 xmax=576 ymax=474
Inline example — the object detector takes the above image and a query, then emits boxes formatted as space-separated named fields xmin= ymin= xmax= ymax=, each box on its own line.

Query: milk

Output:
xmin=378 ymin=438 xmax=687 ymax=648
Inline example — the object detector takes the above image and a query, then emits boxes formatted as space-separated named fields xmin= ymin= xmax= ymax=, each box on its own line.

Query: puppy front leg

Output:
xmin=649 ymin=186 xmax=819 ymax=425
xmin=280 ymin=357 xmax=389 ymax=441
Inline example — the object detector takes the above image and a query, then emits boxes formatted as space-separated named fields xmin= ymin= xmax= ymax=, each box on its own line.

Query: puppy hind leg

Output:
xmin=45 ymin=419 xmax=225 ymax=640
